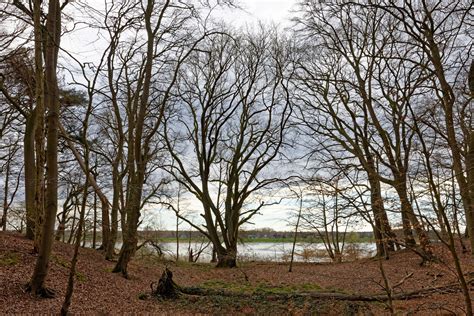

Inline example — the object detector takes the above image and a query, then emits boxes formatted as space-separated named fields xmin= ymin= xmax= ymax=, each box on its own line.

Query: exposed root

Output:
xmin=25 ymin=283 xmax=56 ymax=298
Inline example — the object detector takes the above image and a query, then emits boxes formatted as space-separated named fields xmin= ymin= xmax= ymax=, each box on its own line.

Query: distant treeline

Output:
xmin=138 ymin=229 xmax=375 ymax=242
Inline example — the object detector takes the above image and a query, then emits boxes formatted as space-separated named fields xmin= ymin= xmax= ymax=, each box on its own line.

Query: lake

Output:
xmin=155 ymin=241 xmax=377 ymax=263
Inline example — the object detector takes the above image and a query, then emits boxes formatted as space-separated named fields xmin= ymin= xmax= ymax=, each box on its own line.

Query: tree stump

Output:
xmin=151 ymin=268 xmax=181 ymax=299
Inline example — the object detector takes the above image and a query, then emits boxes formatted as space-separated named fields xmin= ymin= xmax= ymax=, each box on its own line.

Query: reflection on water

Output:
xmin=157 ymin=242 xmax=377 ymax=263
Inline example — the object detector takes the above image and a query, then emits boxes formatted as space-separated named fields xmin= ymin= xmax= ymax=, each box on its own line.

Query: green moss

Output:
xmin=138 ymin=293 xmax=149 ymax=300
xmin=50 ymin=254 xmax=86 ymax=281
xmin=75 ymin=271 xmax=87 ymax=282
xmin=51 ymin=254 xmax=70 ymax=268
xmin=0 ymin=251 xmax=19 ymax=266
xmin=198 ymin=279 xmax=323 ymax=295
xmin=294 ymin=283 xmax=322 ymax=291
xmin=175 ymin=261 xmax=213 ymax=270
xmin=200 ymin=279 xmax=250 ymax=293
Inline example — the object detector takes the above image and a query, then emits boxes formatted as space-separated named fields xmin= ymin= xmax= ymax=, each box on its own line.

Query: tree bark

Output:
xmin=33 ymin=97 xmax=45 ymax=253
xmin=2 ymin=153 xmax=10 ymax=231
xmin=394 ymin=176 xmax=433 ymax=260
xmin=368 ymin=174 xmax=396 ymax=258
xmin=467 ymin=60 xmax=474 ymax=256
xmin=24 ymin=113 xmax=37 ymax=240
xmin=92 ymin=187 xmax=97 ymax=249
xmin=61 ymin=179 xmax=88 ymax=315
xmin=215 ymin=247 xmax=237 ymax=268
xmin=112 ymin=173 xmax=143 ymax=277
xmin=28 ymin=0 xmax=60 ymax=296
xmin=106 ymin=167 xmax=120 ymax=260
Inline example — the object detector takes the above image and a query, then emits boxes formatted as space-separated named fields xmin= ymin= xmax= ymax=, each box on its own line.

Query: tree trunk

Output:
xmin=2 ymin=154 xmax=10 ymax=231
xmin=112 ymin=174 xmax=142 ymax=277
xmin=105 ymin=206 xmax=117 ymax=260
xmin=24 ymin=113 xmax=37 ymax=240
xmin=92 ymin=189 xmax=97 ymax=249
xmin=56 ymin=193 xmax=73 ymax=242
xmin=176 ymin=216 xmax=180 ymax=261
xmin=215 ymin=246 xmax=237 ymax=268
xmin=106 ymin=170 xmax=120 ymax=260
xmin=61 ymin=180 xmax=88 ymax=315
xmin=99 ymin=198 xmax=110 ymax=251
xmin=426 ymin=34 xmax=473 ymax=254
xmin=112 ymin=221 xmax=138 ymax=278
xmin=28 ymin=0 xmax=60 ymax=296
xmin=399 ymin=202 xmax=416 ymax=248
xmin=368 ymin=174 xmax=396 ymax=258
xmin=67 ymin=205 xmax=77 ymax=244
xmin=467 ymin=60 xmax=474 ymax=255
xmin=467 ymin=134 xmax=474 ymax=253
xmin=33 ymin=104 xmax=45 ymax=253
xmin=31 ymin=0 xmax=46 ymax=250
xmin=395 ymin=178 xmax=433 ymax=261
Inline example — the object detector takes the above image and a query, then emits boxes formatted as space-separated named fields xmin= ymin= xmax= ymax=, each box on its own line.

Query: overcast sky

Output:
xmin=60 ymin=0 xmax=301 ymax=232
xmin=155 ymin=0 xmax=300 ymax=232
xmin=217 ymin=0 xmax=297 ymax=27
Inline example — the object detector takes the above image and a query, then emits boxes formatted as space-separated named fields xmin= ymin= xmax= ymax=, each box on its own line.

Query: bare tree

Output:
xmin=0 ymin=137 xmax=22 ymax=231
xmin=99 ymin=0 xmax=213 ymax=277
xmin=367 ymin=0 xmax=474 ymax=254
xmin=292 ymin=3 xmax=398 ymax=258
xmin=292 ymin=2 xmax=449 ymax=260
xmin=163 ymin=29 xmax=293 ymax=267
xmin=27 ymin=0 xmax=66 ymax=297
xmin=299 ymin=178 xmax=354 ymax=263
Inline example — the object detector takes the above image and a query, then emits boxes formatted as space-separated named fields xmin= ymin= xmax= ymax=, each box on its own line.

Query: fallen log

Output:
xmin=151 ymin=268 xmax=472 ymax=303
xmin=180 ymin=280 xmax=471 ymax=302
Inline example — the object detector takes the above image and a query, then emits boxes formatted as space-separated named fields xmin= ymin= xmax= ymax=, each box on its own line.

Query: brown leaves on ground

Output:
xmin=0 ymin=231 xmax=472 ymax=315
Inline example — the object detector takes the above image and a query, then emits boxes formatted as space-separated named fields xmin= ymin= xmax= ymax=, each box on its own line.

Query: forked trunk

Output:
xmin=215 ymin=247 xmax=237 ymax=268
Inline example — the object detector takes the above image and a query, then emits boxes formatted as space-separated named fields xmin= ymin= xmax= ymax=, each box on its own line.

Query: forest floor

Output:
xmin=1 ymin=232 xmax=473 ymax=315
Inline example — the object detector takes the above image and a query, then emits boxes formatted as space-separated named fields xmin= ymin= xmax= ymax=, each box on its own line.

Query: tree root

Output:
xmin=25 ymin=283 xmax=56 ymax=298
